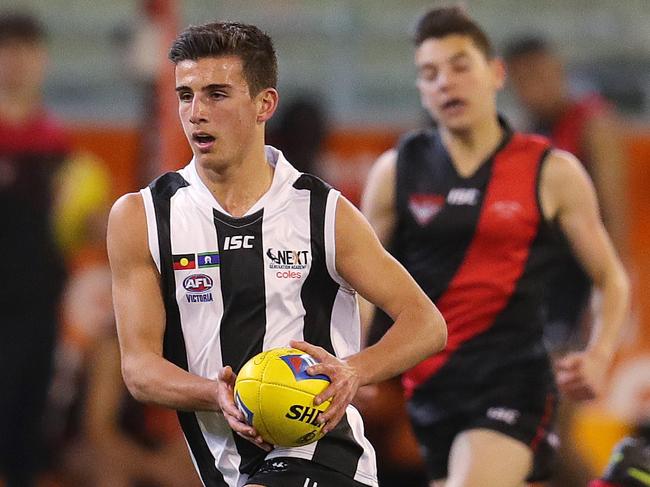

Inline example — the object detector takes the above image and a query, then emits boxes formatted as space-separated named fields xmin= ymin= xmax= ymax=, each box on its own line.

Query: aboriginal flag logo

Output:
xmin=172 ymin=253 xmax=196 ymax=270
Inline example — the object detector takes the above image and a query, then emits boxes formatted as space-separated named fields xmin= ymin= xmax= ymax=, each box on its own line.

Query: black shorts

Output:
xmin=408 ymin=372 xmax=558 ymax=482
xmin=246 ymin=457 xmax=372 ymax=487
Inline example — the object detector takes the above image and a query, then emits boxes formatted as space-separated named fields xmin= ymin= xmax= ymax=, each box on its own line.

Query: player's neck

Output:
xmin=197 ymin=143 xmax=275 ymax=218
xmin=0 ymin=89 xmax=42 ymax=125
xmin=441 ymin=116 xmax=504 ymax=178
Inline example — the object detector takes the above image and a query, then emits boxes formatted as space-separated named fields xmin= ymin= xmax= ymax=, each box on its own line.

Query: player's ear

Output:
xmin=255 ymin=88 xmax=279 ymax=124
xmin=490 ymin=57 xmax=507 ymax=90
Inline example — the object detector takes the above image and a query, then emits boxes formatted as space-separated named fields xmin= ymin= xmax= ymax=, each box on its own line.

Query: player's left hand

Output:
xmin=217 ymin=366 xmax=273 ymax=451
xmin=290 ymin=340 xmax=361 ymax=434
xmin=554 ymin=349 xmax=610 ymax=401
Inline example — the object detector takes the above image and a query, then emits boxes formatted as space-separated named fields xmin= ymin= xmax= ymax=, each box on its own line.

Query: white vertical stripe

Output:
xmin=324 ymin=189 xmax=351 ymax=289
xmin=170 ymin=189 xmax=225 ymax=382
xmin=140 ymin=187 xmax=161 ymax=272
xmin=330 ymin=288 xmax=361 ymax=358
xmin=346 ymin=406 xmax=379 ymax=486
xmin=261 ymin=190 xmax=312 ymax=349
xmin=196 ymin=411 xmax=243 ymax=486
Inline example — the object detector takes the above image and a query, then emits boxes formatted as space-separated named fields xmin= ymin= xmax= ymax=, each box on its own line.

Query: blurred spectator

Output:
xmin=57 ymin=266 xmax=201 ymax=487
xmin=505 ymin=35 xmax=628 ymax=251
xmin=505 ymin=35 xmax=631 ymax=487
xmin=0 ymin=12 xmax=70 ymax=486
xmin=267 ymin=95 xmax=328 ymax=176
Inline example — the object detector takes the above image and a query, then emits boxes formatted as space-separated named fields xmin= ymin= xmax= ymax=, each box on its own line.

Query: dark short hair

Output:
xmin=413 ymin=6 xmax=494 ymax=59
xmin=169 ymin=21 xmax=277 ymax=96
xmin=0 ymin=11 xmax=46 ymax=45
xmin=503 ymin=35 xmax=552 ymax=63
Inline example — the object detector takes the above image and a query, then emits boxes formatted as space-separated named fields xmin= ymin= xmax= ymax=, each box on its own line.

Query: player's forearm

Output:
xmin=588 ymin=264 xmax=630 ymax=360
xmin=348 ymin=299 xmax=447 ymax=385
xmin=122 ymin=351 xmax=220 ymax=412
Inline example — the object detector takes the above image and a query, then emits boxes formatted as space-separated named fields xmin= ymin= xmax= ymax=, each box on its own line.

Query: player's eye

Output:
xmin=178 ymin=91 xmax=193 ymax=102
xmin=418 ymin=68 xmax=437 ymax=82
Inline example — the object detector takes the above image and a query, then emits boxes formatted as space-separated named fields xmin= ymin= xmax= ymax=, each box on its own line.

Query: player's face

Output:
xmin=175 ymin=56 xmax=273 ymax=168
xmin=507 ymin=52 xmax=566 ymax=121
xmin=0 ymin=39 xmax=47 ymax=94
xmin=415 ymin=34 xmax=504 ymax=132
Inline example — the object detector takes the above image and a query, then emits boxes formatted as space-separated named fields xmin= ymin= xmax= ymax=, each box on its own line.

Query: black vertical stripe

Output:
xmin=293 ymin=174 xmax=338 ymax=354
xmin=149 ymin=173 xmax=228 ymax=487
xmin=293 ymin=174 xmax=363 ymax=477
xmin=212 ymin=207 xmax=268 ymax=474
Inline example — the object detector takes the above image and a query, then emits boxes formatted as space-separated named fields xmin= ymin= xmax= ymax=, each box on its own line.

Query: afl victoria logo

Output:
xmin=183 ymin=274 xmax=213 ymax=293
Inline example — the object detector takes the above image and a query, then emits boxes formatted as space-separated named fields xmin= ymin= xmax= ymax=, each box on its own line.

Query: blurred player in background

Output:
xmin=505 ymin=35 xmax=631 ymax=486
xmin=589 ymin=434 xmax=650 ymax=487
xmin=108 ymin=20 xmax=446 ymax=487
xmin=362 ymin=6 xmax=629 ymax=487
xmin=0 ymin=12 xmax=70 ymax=486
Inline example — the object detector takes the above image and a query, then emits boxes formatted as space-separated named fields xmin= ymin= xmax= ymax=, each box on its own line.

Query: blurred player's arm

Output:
xmin=296 ymin=188 xmax=446 ymax=432
xmin=108 ymin=193 xmax=266 ymax=447
xmin=357 ymin=149 xmax=398 ymax=341
xmin=584 ymin=113 xmax=629 ymax=255
xmin=541 ymin=150 xmax=630 ymax=400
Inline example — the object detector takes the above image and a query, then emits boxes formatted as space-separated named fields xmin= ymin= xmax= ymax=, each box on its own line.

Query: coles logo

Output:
xmin=275 ymin=270 xmax=302 ymax=279
xmin=182 ymin=274 xmax=213 ymax=293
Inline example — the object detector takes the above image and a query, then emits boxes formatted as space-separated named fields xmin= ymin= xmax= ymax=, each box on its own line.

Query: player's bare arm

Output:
xmin=360 ymin=149 xmax=398 ymax=246
xmin=108 ymin=193 xmax=269 ymax=448
xmin=357 ymin=148 xmax=398 ymax=335
xmin=540 ymin=150 xmax=630 ymax=400
xmin=295 ymin=195 xmax=447 ymax=432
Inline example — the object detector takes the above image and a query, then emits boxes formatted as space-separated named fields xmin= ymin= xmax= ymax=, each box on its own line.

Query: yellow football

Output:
xmin=234 ymin=347 xmax=331 ymax=447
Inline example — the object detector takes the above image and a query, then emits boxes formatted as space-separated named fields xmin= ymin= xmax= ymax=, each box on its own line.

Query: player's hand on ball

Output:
xmin=217 ymin=366 xmax=272 ymax=451
xmin=290 ymin=340 xmax=361 ymax=434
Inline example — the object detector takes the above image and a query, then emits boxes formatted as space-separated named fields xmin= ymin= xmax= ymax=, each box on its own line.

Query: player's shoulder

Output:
xmin=109 ymin=192 xmax=145 ymax=228
xmin=147 ymin=170 xmax=191 ymax=196
xmin=543 ymin=148 xmax=589 ymax=182
xmin=398 ymin=126 xmax=435 ymax=148
xmin=292 ymin=172 xmax=333 ymax=195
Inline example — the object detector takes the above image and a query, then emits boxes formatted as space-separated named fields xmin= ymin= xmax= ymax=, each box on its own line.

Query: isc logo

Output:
xmin=223 ymin=235 xmax=255 ymax=250
xmin=182 ymin=274 xmax=213 ymax=293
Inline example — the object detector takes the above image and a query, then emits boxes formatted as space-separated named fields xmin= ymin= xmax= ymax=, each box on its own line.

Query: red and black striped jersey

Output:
xmin=390 ymin=122 xmax=561 ymax=398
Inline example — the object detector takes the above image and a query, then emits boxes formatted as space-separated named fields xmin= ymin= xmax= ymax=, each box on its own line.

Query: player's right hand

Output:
xmin=217 ymin=366 xmax=272 ymax=451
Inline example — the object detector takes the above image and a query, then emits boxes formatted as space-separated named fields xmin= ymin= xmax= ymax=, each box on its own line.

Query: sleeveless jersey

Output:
xmin=140 ymin=146 xmax=377 ymax=487
xmin=390 ymin=124 xmax=559 ymax=399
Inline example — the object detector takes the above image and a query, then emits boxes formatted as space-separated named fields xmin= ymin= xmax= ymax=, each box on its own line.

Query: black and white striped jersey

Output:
xmin=140 ymin=146 xmax=378 ymax=487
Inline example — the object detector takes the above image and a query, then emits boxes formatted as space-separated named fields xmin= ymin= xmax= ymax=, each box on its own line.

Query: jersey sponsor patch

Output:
xmin=447 ymin=187 xmax=480 ymax=205
xmin=182 ymin=274 xmax=213 ymax=303
xmin=266 ymin=248 xmax=309 ymax=269
xmin=408 ymin=194 xmax=445 ymax=226
xmin=488 ymin=200 xmax=524 ymax=219
xmin=198 ymin=251 xmax=220 ymax=268
xmin=172 ymin=253 xmax=196 ymax=270
xmin=486 ymin=406 xmax=520 ymax=425
xmin=183 ymin=274 xmax=213 ymax=293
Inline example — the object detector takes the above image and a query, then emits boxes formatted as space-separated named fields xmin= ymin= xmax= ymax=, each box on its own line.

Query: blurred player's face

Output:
xmin=415 ymin=34 xmax=504 ymax=132
xmin=0 ymin=39 xmax=48 ymax=95
xmin=507 ymin=52 xmax=566 ymax=121
xmin=175 ymin=55 xmax=275 ymax=168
